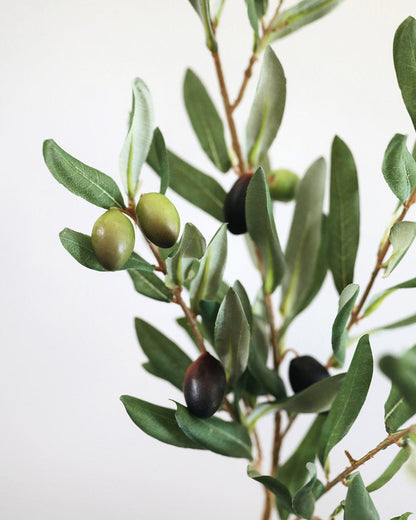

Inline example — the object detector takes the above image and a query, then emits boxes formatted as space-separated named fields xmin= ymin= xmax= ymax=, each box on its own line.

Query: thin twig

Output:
xmin=172 ymin=287 xmax=206 ymax=353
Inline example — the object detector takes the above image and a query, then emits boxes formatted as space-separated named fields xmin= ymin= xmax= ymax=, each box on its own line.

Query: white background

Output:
xmin=2 ymin=0 xmax=416 ymax=518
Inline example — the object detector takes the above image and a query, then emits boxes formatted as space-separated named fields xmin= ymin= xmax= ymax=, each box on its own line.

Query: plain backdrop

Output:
xmin=2 ymin=0 xmax=416 ymax=518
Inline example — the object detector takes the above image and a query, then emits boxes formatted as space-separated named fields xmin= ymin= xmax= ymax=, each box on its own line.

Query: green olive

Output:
xmin=268 ymin=169 xmax=299 ymax=202
xmin=91 ymin=209 xmax=135 ymax=271
xmin=136 ymin=193 xmax=180 ymax=248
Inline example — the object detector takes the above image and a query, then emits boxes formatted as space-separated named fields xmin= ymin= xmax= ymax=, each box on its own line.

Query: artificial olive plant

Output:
xmin=43 ymin=1 xmax=416 ymax=519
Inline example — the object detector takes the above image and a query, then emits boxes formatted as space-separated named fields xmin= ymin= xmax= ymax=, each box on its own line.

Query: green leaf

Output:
xmin=245 ymin=47 xmax=286 ymax=167
xmin=183 ymin=70 xmax=231 ymax=172
xmin=281 ymin=158 xmax=326 ymax=317
xmin=247 ymin=374 xmax=345 ymax=428
xmin=166 ymin=223 xmax=206 ymax=286
xmin=189 ymin=224 xmax=227 ymax=312
xmin=292 ymin=463 xmax=318 ymax=520
xmin=175 ymin=402 xmax=252 ymax=459
xmin=328 ymin=136 xmax=360 ymax=294
xmin=147 ymin=145 xmax=226 ymax=221
xmin=277 ymin=415 xmax=327 ymax=520
xmin=380 ymin=345 xmax=416 ymax=410
xmin=255 ymin=0 xmax=268 ymax=18
xmin=119 ymin=78 xmax=154 ymax=199
xmin=246 ymin=167 xmax=285 ymax=294
xmin=59 ymin=228 xmax=152 ymax=272
xmin=214 ymin=287 xmax=250 ymax=385
xmin=382 ymin=134 xmax=416 ymax=203
xmin=366 ymin=445 xmax=411 ymax=492
xmin=385 ymin=383 xmax=415 ymax=434
xmin=373 ymin=312 xmax=416 ymax=334
xmin=134 ymin=318 xmax=192 ymax=390
xmin=245 ymin=0 xmax=260 ymax=36
xmin=232 ymin=280 xmax=252 ymax=328
xmin=151 ymin=128 xmax=170 ymax=195
xmin=120 ymin=396 xmax=202 ymax=449
xmin=363 ymin=277 xmax=416 ymax=317
xmin=247 ymin=465 xmax=294 ymax=513
xmin=188 ymin=0 xmax=217 ymax=52
xmin=129 ymin=269 xmax=172 ymax=302
xmin=390 ymin=514 xmax=413 ymax=520
xmin=344 ymin=473 xmax=380 ymax=520
xmin=198 ymin=300 xmax=220 ymax=345
xmin=319 ymin=335 xmax=373 ymax=465
xmin=43 ymin=140 xmax=125 ymax=209
xmin=261 ymin=0 xmax=345 ymax=48
xmin=331 ymin=284 xmax=360 ymax=365
xmin=394 ymin=17 xmax=416 ymax=131
xmin=384 ymin=221 xmax=416 ymax=277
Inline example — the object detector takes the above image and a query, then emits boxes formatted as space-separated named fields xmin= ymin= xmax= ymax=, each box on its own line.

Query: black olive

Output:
xmin=223 ymin=173 xmax=253 ymax=235
xmin=289 ymin=355 xmax=330 ymax=394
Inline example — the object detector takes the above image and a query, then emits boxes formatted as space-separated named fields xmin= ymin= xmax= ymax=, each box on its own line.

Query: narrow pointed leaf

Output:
xmin=292 ymin=463 xmax=318 ymax=520
xmin=281 ymin=158 xmax=326 ymax=317
xmin=390 ymin=514 xmax=413 ymax=520
xmin=134 ymin=318 xmax=192 ymax=390
xmin=344 ymin=473 xmax=380 ymax=520
xmin=43 ymin=140 xmax=125 ymax=209
xmin=385 ymin=383 xmax=415 ymax=434
xmin=380 ymin=345 xmax=416 ymax=410
xmin=366 ymin=445 xmax=411 ymax=492
xmin=120 ymin=396 xmax=202 ymax=449
xmin=394 ymin=16 xmax=416 ymax=131
xmin=59 ymin=228 xmax=151 ymax=272
xmin=119 ymin=78 xmax=154 ymax=199
xmin=328 ymin=136 xmax=360 ymax=294
xmin=199 ymin=300 xmax=220 ymax=346
xmin=247 ymin=465 xmax=294 ymax=513
xmin=232 ymin=280 xmax=252 ymax=328
xmin=189 ymin=224 xmax=227 ymax=312
xmin=246 ymin=47 xmax=286 ymax=167
xmin=214 ymin=287 xmax=250 ymax=385
xmin=363 ymin=277 xmax=416 ymax=317
xmin=188 ymin=0 xmax=217 ymax=52
xmin=129 ymin=269 xmax=172 ymax=302
xmin=331 ymin=284 xmax=360 ymax=365
xmin=372 ymin=312 xmax=416 ymax=334
xmin=147 ymin=144 xmax=226 ymax=221
xmin=382 ymin=134 xmax=416 ymax=203
xmin=175 ymin=403 xmax=252 ymax=459
xmin=245 ymin=0 xmax=260 ymax=36
xmin=151 ymin=128 xmax=170 ymax=195
xmin=319 ymin=335 xmax=373 ymax=465
xmin=184 ymin=70 xmax=230 ymax=172
xmin=384 ymin=221 xmax=416 ymax=277
xmin=246 ymin=168 xmax=285 ymax=293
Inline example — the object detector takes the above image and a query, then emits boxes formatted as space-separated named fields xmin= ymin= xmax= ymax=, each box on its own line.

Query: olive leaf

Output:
xmin=394 ymin=16 xmax=416 ymax=131
xmin=280 ymin=158 xmax=326 ymax=318
xmin=292 ymin=463 xmax=321 ymax=520
xmin=232 ymin=280 xmax=252 ymax=328
xmin=244 ymin=0 xmax=267 ymax=36
xmin=331 ymin=283 xmax=359 ymax=365
xmin=382 ymin=134 xmax=416 ymax=203
xmin=363 ymin=276 xmax=416 ymax=318
xmin=260 ymin=0 xmax=345 ymax=49
xmin=119 ymin=78 xmax=155 ymax=199
xmin=183 ymin=69 xmax=230 ymax=172
xmin=366 ymin=445 xmax=411 ymax=492
xmin=245 ymin=47 xmax=286 ymax=168
xmin=383 ymin=221 xmax=416 ymax=277
xmin=344 ymin=473 xmax=380 ymax=520
xmin=385 ymin=383 xmax=415 ymax=434
xmin=246 ymin=167 xmax=285 ymax=294
xmin=43 ymin=140 xmax=125 ymax=209
xmin=151 ymin=128 xmax=170 ymax=195
xmin=120 ymin=396 xmax=202 ymax=449
xmin=247 ymin=465 xmax=294 ymax=513
xmin=390 ymin=514 xmax=413 ymax=520
xmin=147 ymin=144 xmax=226 ymax=221
xmin=380 ymin=345 xmax=416 ymax=410
xmin=166 ymin=223 xmax=206 ymax=286
xmin=319 ymin=335 xmax=373 ymax=465
xmin=188 ymin=0 xmax=217 ymax=52
xmin=328 ymin=136 xmax=360 ymax=294
xmin=189 ymin=224 xmax=228 ymax=312
xmin=134 ymin=318 xmax=192 ymax=390
xmin=59 ymin=228 xmax=152 ymax=272
xmin=175 ymin=403 xmax=252 ymax=459
xmin=129 ymin=269 xmax=173 ymax=302
xmin=214 ymin=287 xmax=250 ymax=385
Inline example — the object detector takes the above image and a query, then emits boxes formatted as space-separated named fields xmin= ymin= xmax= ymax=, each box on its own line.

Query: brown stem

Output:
xmin=173 ymin=287 xmax=206 ymax=354
xmin=212 ymin=50 xmax=246 ymax=176
xmin=262 ymin=413 xmax=282 ymax=520
xmin=253 ymin=428 xmax=264 ymax=469
xmin=324 ymin=424 xmax=415 ymax=494
xmin=265 ymin=292 xmax=280 ymax=368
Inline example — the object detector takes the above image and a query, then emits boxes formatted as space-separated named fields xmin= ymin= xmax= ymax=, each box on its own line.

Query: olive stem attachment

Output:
xmin=172 ymin=286 xmax=206 ymax=354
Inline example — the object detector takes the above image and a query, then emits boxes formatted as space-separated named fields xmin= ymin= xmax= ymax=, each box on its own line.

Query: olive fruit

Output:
xmin=91 ymin=209 xmax=135 ymax=271
xmin=183 ymin=351 xmax=226 ymax=419
xmin=289 ymin=355 xmax=329 ymax=394
xmin=136 ymin=193 xmax=180 ymax=248
xmin=268 ymin=169 xmax=299 ymax=202
xmin=223 ymin=173 xmax=253 ymax=235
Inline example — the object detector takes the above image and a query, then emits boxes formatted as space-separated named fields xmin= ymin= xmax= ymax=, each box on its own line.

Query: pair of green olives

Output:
xmin=223 ymin=169 xmax=299 ymax=235
xmin=91 ymin=193 xmax=180 ymax=271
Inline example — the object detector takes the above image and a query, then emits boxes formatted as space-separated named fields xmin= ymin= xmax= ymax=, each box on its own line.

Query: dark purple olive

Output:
xmin=183 ymin=351 xmax=226 ymax=419
xmin=289 ymin=355 xmax=330 ymax=394
xmin=223 ymin=173 xmax=253 ymax=235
